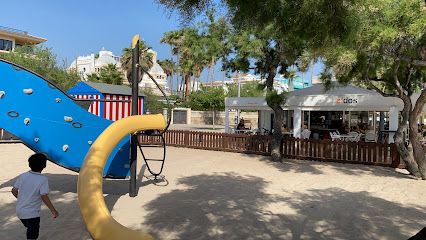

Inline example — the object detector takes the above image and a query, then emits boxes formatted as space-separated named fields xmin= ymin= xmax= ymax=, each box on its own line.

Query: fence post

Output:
xmin=184 ymin=131 xmax=189 ymax=146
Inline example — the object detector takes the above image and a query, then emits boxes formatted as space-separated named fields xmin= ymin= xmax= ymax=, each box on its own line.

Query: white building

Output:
xmin=69 ymin=48 xmax=122 ymax=80
xmin=139 ymin=49 xmax=168 ymax=92
xmin=69 ymin=48 xmax=168 ymax=95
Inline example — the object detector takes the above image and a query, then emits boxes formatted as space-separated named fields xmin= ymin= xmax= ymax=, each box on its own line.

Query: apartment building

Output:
xmin=0 ymin=26 xmax=46 ymax=53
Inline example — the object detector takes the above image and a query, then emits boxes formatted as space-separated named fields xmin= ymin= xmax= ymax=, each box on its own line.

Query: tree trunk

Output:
xmin=311 ymin=60 xmax=315 ymax=84
xmin=192 ymin=73 xmax=196 ymax=92
xmin=176 ymin=45 xmax=180 ymax=94
xmin=207 ymin=66 xmax=211 ymax=86
xmin=170 ymin=44 xmax=174 ymax=94
xmin=262 ymin=46 xmax=283 ymax=162
xmin=212 ymin=110 xmax=215 ymax=130
xmin=185 ymin=74 xmax=190 ymax=98
xmin=270 ymin=102 xmax=284 ymax=162
xmin=409 ymin=92 xmax=426 ymax=179
xmin=211 ymin=56 xmax=215 ymax=87
xmin=395 ymin=95 xmax=422 ymax=178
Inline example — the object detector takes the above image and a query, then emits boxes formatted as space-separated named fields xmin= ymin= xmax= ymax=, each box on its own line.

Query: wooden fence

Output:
xmin=282 ymin=137 xmax=404 ymax=168
xmin=139 ymin=130 xmax=404 ymax=168
xmin=139 ymin=130 xmax=271 ymax=155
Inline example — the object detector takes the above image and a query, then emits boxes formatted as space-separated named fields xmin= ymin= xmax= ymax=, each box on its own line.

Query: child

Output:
xmin=11 ymin=153 xmax=59 ymax=240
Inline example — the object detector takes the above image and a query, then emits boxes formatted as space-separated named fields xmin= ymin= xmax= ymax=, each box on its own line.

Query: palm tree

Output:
xmin=160 ymin=31 xmax=175 ymax=93
xmin=172 ymin=30 xmax=185 ymax=94
xmin=121 ymin=39 xmax=154 ymax=86
xmin=157 ymin=59 xmax=177 ymax=92
xmin=297 ymin=54 xmax=311 ymax=88
xmin=284 ymin=69 xmax=299 ymax=91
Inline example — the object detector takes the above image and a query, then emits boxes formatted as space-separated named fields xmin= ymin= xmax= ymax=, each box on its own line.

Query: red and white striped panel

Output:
xmin=72 ymin=95 xmax=101 ymax=117
xmin=103 ymin=95 xmax=141 ymax=121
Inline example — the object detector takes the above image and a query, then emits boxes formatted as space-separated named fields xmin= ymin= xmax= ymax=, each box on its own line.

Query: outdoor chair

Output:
xmin=346 ymin=133 xmax=361 ymax=142
xmin=348 ymin=131 xmax=358 ymax=137
xmin=248 ymin=128 xmax=259 ymax=135
xmin=330 ymin=132 xmax=341 ymax=141
xmin=364 ymin=132 xmax=377 ymax=142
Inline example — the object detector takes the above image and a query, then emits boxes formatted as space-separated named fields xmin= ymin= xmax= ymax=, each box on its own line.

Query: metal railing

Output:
xmin=0 ymin=26 xmax=28 ymax=35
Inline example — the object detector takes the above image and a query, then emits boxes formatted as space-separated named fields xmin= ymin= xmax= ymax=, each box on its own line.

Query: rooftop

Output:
xmin=0 ymin=26 xmax=47 ymax=45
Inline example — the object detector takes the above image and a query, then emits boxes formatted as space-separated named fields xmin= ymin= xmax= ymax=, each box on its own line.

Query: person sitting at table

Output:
xmin=339 ymin=121 xmax=349 ymax=134
xmin=301 ymin=125 xmax=310 ymax=138
xmin=354 ymin=124 xmax=365 ymax=134
xmin=237 ymin=118 xmax=245 ymax=130
xmin=281 ymin=123 xmax=291 ymax=133
xmin=365 ymin=125 xmax=374 ymax=134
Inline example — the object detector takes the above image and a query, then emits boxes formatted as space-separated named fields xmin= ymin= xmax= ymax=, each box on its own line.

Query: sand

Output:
xmin=1 ymin=143 xmax=425 ymax=240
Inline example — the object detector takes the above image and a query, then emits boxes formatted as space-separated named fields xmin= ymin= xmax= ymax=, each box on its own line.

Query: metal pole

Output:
xmin=237 ymin=71 xmax=240 ymax=122
xmin=379 ymin=111 xmax=385 ymax=143
xmin=129 ymin=35 xmax=139 ymax=197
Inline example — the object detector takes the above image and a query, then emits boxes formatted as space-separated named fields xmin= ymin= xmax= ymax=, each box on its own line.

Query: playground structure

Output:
xmin=0 ymin=58 xmax=131 ymax=178
xmin=78 ymin=115 xmax=164 ymax=240
xmin=1 ymin=35 xmax=170 ymax=239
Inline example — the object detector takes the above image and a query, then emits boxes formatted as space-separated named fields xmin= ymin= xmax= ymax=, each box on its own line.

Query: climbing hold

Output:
xmin=119 ymin=148 xmax=123 ymax=152
xmin=7 ymin=111 xmax=19 ymax=118
xmin=47 ymin=82 xmax=56 ymax=89
xmin=88 ymin=141 xmax=92 ymax=145
xmin=23 ymin=89 xmax=33 ymax=95
xmin=11 ymin=65 xmax=23 ymax=71
xmin=0 ymin=91 xmax=5 ymax=99
xmin=64 ymin=116 xmax=73 ymax=122
xmin=56 ymin=98 xmax=61 ymax=103
xmin=63 ymin=144 xmax=69 ymax=152
xmin=34 ymin=138 xmax=39 ymax=143
xmin=24 ymin=118 xmax=30 ymax=125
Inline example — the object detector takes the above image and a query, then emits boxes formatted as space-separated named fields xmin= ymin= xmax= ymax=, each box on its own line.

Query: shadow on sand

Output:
xmin=141 ymin=173 xmax=425 ymax=239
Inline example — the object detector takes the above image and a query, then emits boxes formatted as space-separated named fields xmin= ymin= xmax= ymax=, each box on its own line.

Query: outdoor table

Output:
xmin=339 ymin=134 xmax=356 ymax=141
xmin=282 ymin=132 xmax=294 ymax=137
xmin=235 ymin=129 xmax=251 ymax=135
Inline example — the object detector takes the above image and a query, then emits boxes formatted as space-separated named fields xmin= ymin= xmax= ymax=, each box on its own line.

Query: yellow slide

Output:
xmin=78 ymin=114 xmax=166 ymax=240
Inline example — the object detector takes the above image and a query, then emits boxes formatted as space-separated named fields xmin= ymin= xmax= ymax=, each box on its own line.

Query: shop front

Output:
xmin=224 ymin=84 xmax=420 ymax=143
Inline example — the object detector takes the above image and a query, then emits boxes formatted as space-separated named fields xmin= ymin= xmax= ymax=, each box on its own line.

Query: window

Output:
xmin=0 ymin=39 xmax=13 ymax=51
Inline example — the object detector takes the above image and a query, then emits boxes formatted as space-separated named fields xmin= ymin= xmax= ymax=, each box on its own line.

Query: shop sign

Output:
xmin=336 ymin=97 xmax=358 ymax=104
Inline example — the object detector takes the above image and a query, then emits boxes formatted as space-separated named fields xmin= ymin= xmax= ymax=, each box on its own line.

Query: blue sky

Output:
xmin=1 ymin=0 xmax=322 ymax=84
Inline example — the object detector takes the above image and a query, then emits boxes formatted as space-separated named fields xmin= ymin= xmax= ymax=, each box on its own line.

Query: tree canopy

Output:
xmin=320 ymin=0 xmax=426 ymax=178
xmin=188 ymin=85 xmax=225 ymax=111
xmin=87 ymin=64 xmax=125 ymax=85
xmin=0 ymin=45 xmax=80 ymax=90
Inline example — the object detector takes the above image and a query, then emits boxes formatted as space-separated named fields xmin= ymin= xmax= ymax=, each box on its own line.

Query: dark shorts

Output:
xmin=20 ymin=217 xmax=40 ymax=239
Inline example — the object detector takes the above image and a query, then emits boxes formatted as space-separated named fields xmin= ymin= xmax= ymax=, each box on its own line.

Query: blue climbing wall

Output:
xmin=0 ymin=59 xmax=131 ymax=178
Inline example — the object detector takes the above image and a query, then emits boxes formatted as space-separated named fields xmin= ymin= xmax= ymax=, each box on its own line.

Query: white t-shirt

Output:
xmin=301 ymin=129 xmax=309 ymax=138
xmin=13 ymin=171 xmax=49 ymax=219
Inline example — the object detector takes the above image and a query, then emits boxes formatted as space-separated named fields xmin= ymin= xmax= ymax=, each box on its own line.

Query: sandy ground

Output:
xmin=1 ymin=143 xmax=426 ymax=240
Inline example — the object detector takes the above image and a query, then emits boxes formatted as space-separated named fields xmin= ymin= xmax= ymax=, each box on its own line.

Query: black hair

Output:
xmin=28 ymin=153 xmax=47 ymax=172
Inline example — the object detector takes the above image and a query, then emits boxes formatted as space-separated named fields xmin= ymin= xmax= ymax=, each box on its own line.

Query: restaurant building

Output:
xmin=225 ymin=84 xmax=425 ymax=143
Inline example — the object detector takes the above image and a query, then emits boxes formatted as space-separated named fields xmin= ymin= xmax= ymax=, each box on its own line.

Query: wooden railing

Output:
xmin=282 ymin=137 xmax=404 ymax=168
xmin=138 ymin=130 xmax=404 ymax=168
xmin=138 ymin=130 xmax=271 ymax=155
